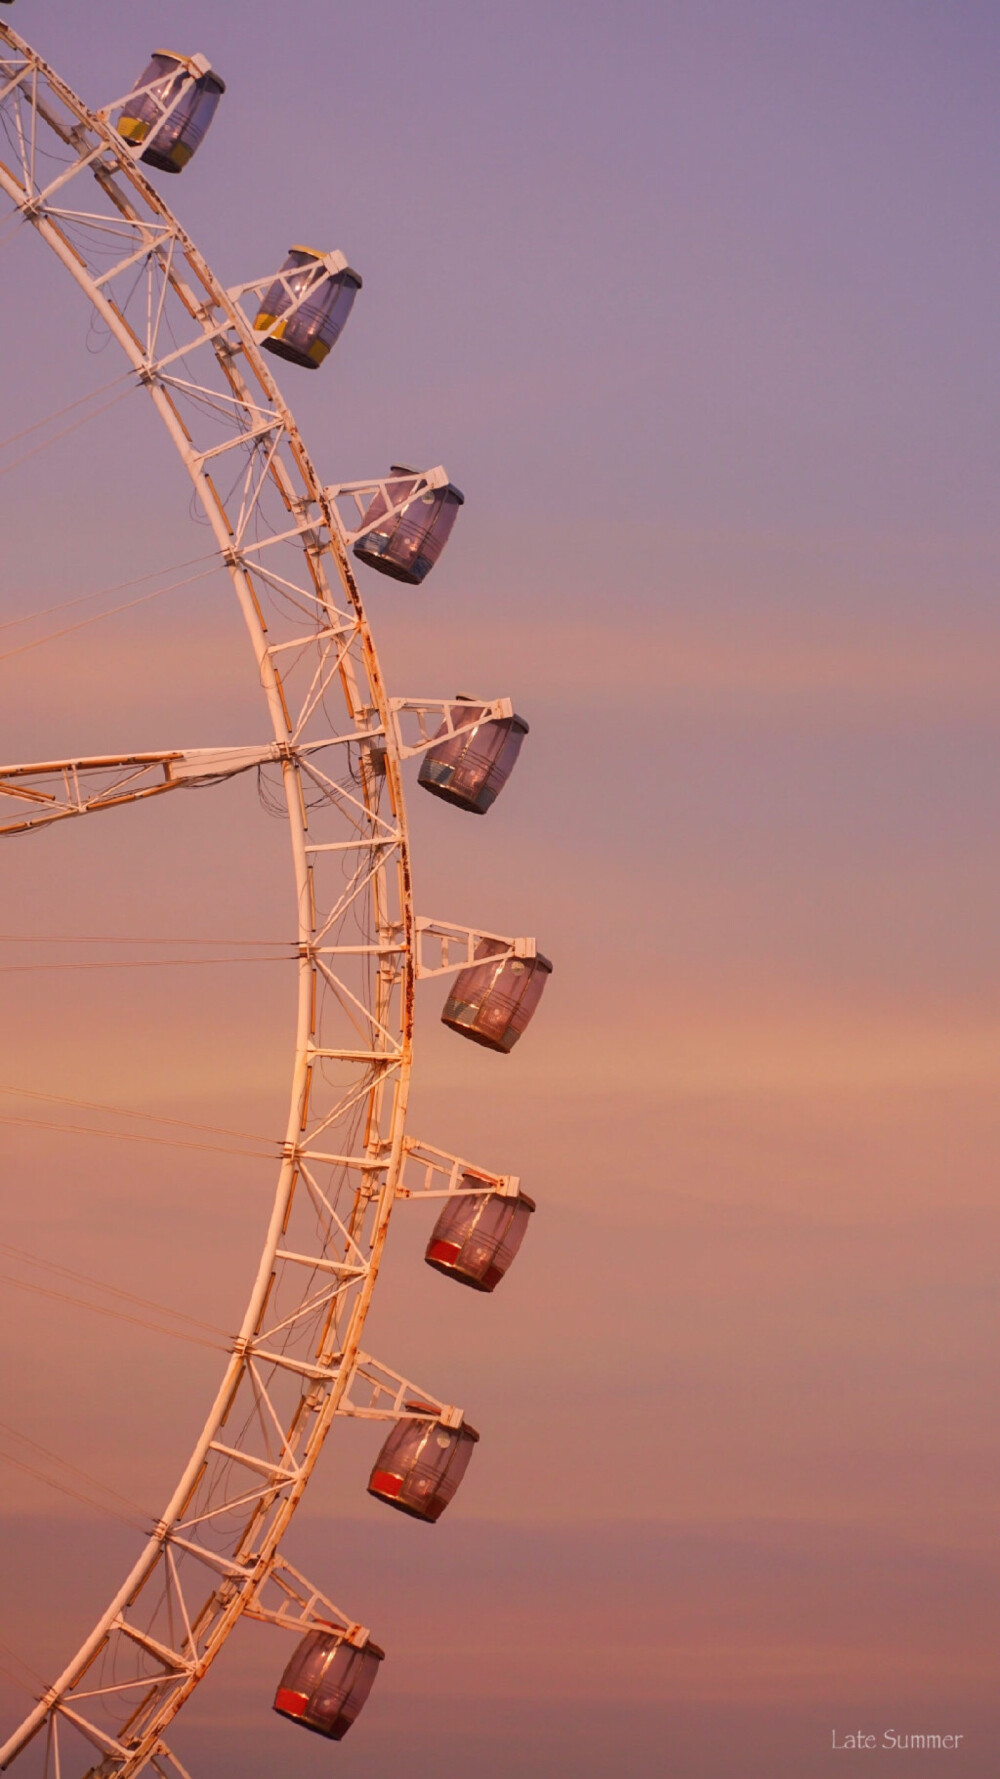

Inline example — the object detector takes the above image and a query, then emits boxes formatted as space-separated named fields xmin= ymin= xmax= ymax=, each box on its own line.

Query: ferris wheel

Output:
xmin=0 ymin=24 xmax=551 ymax=1778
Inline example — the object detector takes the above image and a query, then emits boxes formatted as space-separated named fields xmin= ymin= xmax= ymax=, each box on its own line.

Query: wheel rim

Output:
xmin=0 ymin=27 xmax=414 ymax=1775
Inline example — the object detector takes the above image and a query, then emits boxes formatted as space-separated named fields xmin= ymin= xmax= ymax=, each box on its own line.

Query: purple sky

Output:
xmin=1 ymin=3 xmax=998 ymax=1775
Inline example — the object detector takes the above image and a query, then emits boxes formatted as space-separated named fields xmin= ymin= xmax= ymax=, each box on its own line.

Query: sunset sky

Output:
xmin=0 ymin=2 xmax=998 ymax=1775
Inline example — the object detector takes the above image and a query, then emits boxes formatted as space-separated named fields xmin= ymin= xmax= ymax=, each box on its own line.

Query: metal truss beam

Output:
xmin=325 ymin=467 xmax=452 ymax=544
xmin=243 ymin=1554 xmax=370 ymax=1646
xmin=385 ymin=695 xmax=514 ymax=760
xmin=337 ymin=1351 xmax=465 ymax=1428
xmin=0 ymin=21 xmax=419 ymax=1776
xmin=0 ymin=745 xmax=280 ymax=835
xmin=397 ymin=1135 xmax=521 ymax=1200
xmin=415 ymin=916 xmax=537 ymax=979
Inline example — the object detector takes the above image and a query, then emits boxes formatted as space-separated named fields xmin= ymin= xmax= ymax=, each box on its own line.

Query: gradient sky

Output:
xmin=0 ymin=2 xmax=998 ymax=1775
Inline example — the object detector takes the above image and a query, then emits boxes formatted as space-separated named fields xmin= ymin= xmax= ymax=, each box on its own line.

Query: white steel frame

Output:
xmin=0 ymin=26 xmax=535 ymax=1779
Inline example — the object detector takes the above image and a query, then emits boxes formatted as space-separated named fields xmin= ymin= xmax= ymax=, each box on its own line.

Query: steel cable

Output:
xmin=0 ymin=1112 xmax=277 ymax=1161
xmin=0 ymin=1240 xmax=229 ymax=1337
xmin=0 ymin=550 xmax=218 ymax=634
xmin=0 ymin=1417 xmax=151 ymax=1523
xmin=0 ymin=1272 xmax=227 ymax=1351
xmin=0 ymin=370 xmax=132 ymax=456
xmin=0 ymin=565 xmax=219 ymax=662
xmin=0 ymin=954 xmax=294 ymax=972
xmin=0 ymin=1082 xmax=275 ymax=1146
xmin=0 ymin=386 xmax=135 ymax=481
xmin=0 ymin=1445 xmax=147 ymax=1530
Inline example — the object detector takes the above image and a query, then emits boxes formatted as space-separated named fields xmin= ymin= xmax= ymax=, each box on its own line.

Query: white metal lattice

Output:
xmin=0 ymin=26 xmax=530 ymax=1779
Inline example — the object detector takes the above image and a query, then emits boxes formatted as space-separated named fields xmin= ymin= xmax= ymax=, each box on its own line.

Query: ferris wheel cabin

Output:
xmin=426 ymin=1181 xmax=536 ymax=1291
xmin=274 ymin=1629 xmax=384 ymax=1741
xmin=118 ymin=51 xmax=225 ymax=173
xmin=442 ymin=943 xmax=552 ymax=1052
xmin=353 ymin=466 xmax=464 ymax=585
xmin=419 ymin=699 xmax=529 ymax=813
xmin=368 ymin=1408 xmax=479 ymax=1522
xmin=0 ymin=19 xmax=564 ymax=1764
xmin=254 ymin=248 xmax=362 ymax=369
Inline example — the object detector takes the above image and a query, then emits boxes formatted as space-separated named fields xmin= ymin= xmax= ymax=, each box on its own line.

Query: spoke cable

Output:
xmin=0 ymin=385 xmax=135 ymax=481
xmin=0 ymin=1240 xmax=230 ymax=1336
xmin=0 ymin=1635 xmax=45 ymax=1696
xmin=0 ymin=1111 xmax=277 ymax=1161
xmin=0 ymin=1444 xmax=146 ymax=1531
xmin=0 ymin=549 xmax=218 ymax=634
xmin=0 ymin=953 xmax=294 ymax=972
xmin=0 ymin=1416 xmax=151 ymax=1521
xmin=0 ymin=932 xmax=288 ymax=945
xmin=0 ymin=1270 xmax=227 ymax=1351
xmin=0 ymin=565 xmax=219 ymax=663
xmin=0 ymin=1083 xmax=275 ymax=1146
xmin=0 ymin=370 xmax=132 ymax=456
